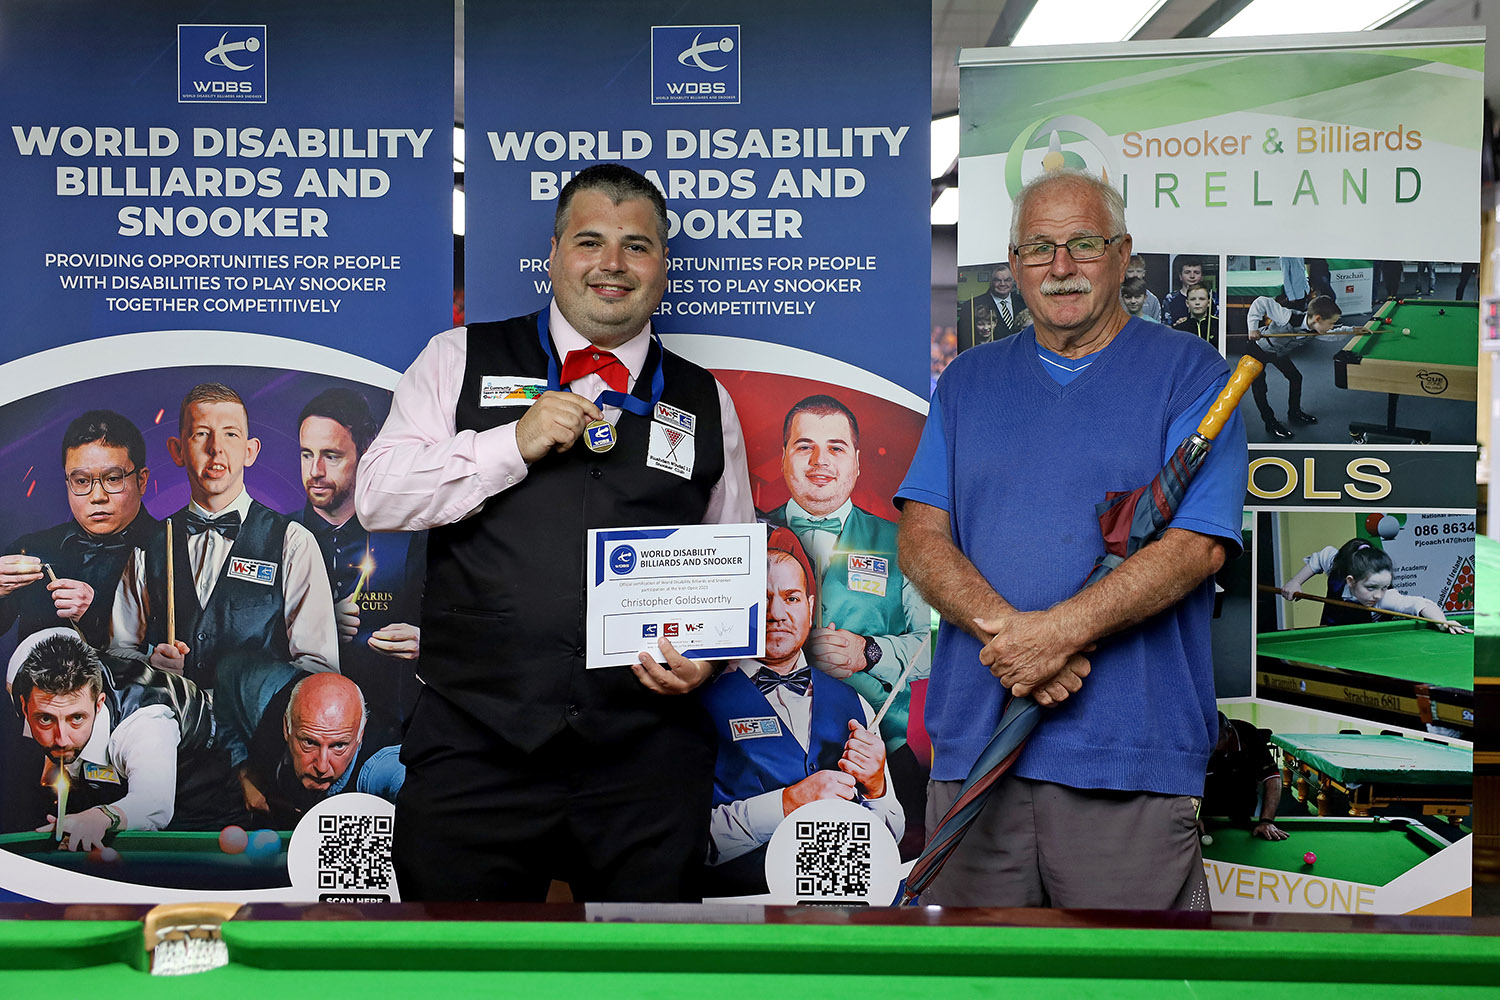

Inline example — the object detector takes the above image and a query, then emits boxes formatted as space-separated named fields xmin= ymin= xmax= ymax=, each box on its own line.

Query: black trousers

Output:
xmin=1245 ymin=342 xmax=1303 ymax=422
xmin=393 ymin=688 xmax=715 ymax=902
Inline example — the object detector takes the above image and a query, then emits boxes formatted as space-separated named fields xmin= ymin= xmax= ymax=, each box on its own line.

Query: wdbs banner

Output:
xmin=465 ymin=0 xmax=930 ymax=397
xmin=958 ymin=29 xmax=1479 ymax=917
xmin=0 ymin=0 xmax=452 ymax=902
xmin=465 ymin=0 xmax=933 ymax=902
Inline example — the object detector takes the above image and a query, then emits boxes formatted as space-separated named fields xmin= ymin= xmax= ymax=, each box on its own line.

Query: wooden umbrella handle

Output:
xmin=1195 ymin=355 xmax=1264 ymax=441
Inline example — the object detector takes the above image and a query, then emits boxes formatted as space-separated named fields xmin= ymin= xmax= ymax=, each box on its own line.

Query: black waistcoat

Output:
xmin=56 ymin=658 xmax=243 ymax=831
xmin=1 ymin=513 xmax=158 ymax=647
xmin=420 ymin=313 xmax=724 ymax=751
xmin=142 ymin=501 xmax=291 ymax=690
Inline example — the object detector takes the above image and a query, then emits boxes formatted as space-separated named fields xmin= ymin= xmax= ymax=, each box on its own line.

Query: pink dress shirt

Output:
xmin=355 ymin=302 xmax=754 ymax=531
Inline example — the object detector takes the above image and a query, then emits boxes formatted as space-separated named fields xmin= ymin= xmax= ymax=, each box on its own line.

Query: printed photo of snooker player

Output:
xmin=956 ymin=261 xmax=1028 ymax=351
xmin=0 ymin=323 xmax=929 ymax=901
xmin=0 ymin=363 xmax=422 ymax=894
xmin=1217 ymin=509 xmax=1476 ymax=914
xmin=701 ymin=526 xmax=904 ymax=898
xmin=1252 ymin=509 xmax=1475 ymax=739
xmin=1118 ymin=250 xmax=1170 ymax=326
xmin=1196 ymin=699 xmax=1471 ymax=915
xmin=716 ymin=370 xmax=931 ymax=862
xmin=1226 ymin=256 xmax=1478 ymax=445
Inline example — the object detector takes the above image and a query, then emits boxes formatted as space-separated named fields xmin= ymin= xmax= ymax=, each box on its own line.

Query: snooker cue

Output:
xmin=1246 ymin=316 xmax=1392 ymax=339
xmin=869 ymin=631 xmax=930 ymax=733
xmin=53 ymin=767 xmax=68 ymax=843
xmin=1256 ymin=584 xmax=1455 ymax=625
xmin=41 ymin=563 xmax=87 ymax=642
xmin=1247 ymin=323 xmax=1384 ymax=339
xmin=1302 ymin=749 xmax=1422 ymax=761
xmin=1249 ymin=330 xmax=1377 ymax=339
xmin=165 ymin=517 xmax=175 ymax=645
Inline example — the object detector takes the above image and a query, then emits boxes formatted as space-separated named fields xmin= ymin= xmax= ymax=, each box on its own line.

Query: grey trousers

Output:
xmin=922 ymin=775 xmax=1210 ymax=910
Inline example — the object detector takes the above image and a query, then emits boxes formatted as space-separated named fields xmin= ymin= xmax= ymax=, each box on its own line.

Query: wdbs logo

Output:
xmin=652 ymin=25 xmax=739 ymax=106
xmin=609 ymin=544 xmax=638 ymax=575
xmin=179 ymin=24 xmax=267 ymax=104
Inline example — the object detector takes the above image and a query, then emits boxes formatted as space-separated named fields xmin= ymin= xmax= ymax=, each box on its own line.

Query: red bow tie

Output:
xmin=559 ymin=349 xmax=629 ymax=393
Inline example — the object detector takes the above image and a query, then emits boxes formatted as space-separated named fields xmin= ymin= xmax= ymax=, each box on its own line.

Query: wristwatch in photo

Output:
xmin=99 ymin=804 xmax=123 ymax=833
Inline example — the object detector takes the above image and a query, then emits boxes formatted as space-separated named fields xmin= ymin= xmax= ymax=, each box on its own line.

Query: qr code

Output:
xmin=793 ymin=819 xmax=871 ymax=898
xmin=316 ymin=813 xmax=394 ymax=890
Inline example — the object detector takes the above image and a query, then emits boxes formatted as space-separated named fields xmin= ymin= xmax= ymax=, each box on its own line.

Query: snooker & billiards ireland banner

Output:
xmin=464 ymin=0 xmax=933 ymax=903
xmin=958 ymin=29 xmax=1479 ymax=916
xmin=958 ymin=29 xmax=1482 ymax=263
xmin=0 ymin=0 xmax=452 ymax=902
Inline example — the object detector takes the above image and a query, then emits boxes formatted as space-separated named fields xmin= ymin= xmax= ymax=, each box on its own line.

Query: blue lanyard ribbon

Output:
xmin=538 ymin=309 xmax=663 ymax=417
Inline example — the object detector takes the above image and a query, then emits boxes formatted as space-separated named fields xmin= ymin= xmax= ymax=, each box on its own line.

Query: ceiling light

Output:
xmin=931 ymin=187 xmax=959 ymax=226
xmin=932 ymin=115 xmax=959 ymax=179
xmin=1012 ymin=0 xmax=1169 ymax=46
xmin=1212 ymin=0 xmax=1419 ymax=36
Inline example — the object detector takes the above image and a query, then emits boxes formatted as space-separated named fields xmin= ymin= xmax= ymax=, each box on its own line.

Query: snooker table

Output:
xmin=1256 ymin=614 xmax=1474 ymax=734
xmin=0 ymin=901 xmax=1497 ymax=997
xmin=1198 ymin=815 xmax=1469 ymax=915
xmin=1332 ymin=297 xmax=1477 ymax=443
xmin=0 ymin=830 xmax=291 ymax=893
xmin=1268 ymin=733 xmax=1472 ymax=819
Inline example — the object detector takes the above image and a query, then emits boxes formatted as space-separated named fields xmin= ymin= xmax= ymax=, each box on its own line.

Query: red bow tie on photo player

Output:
xmin=559 ymin=349 xmax=629 ymax=393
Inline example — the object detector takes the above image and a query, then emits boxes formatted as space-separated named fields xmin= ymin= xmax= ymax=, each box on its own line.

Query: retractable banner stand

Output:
xmin=959 ymin=29 xmax=1481 ymax=916
xmin=0 ymin=0 xmax=452 ymax=902
xmin=465 ymin=0 xmax=932 ymax=903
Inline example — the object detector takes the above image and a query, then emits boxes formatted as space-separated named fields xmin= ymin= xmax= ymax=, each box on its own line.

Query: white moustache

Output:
xmin=1040 ymin=276 xmax=1093 ymax=295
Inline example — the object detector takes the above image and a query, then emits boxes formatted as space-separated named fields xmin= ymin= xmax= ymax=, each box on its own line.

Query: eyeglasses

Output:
xmin=65 ymin=467 xmax=141 ymax=495
xmin=1011 ymin=234 xmax=1125 ymax=266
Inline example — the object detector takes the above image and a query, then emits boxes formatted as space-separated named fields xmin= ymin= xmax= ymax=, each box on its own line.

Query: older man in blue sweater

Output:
xmin=895 ymin=169 xmax=1247 ymax=909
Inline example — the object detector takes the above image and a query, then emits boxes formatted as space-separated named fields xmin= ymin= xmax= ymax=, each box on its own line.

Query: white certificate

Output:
xmin=585 ymin=522 xmax=766 ymax=669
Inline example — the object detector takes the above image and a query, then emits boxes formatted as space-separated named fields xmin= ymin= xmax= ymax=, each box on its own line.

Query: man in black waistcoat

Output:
xmin=6 ymin=629 xmax=245 ymax=847
xmin=0 ymin=410 xmax=158 ymax=647
xmin=108 ymin=383 xmax=338 ymax=767
xmin=294 ymin=387 xmax=425 ymax=722
xmin=355 ymin=164 xmax=754 ymax=902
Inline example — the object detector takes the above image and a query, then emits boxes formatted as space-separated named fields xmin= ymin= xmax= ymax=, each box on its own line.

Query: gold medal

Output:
xmin=584 ymin=418 xmax=616 ymax=453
